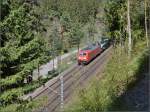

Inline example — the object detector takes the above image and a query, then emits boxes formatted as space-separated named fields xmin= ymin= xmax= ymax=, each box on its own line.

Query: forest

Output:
xmin=0 ymin=0 xmax=149 ymax=111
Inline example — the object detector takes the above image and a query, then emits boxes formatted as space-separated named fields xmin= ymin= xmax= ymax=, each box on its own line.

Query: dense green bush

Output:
xmin=0 ymin=96 xmax=48 ymax=112
xmin=0 ymin=88 xmax=23 ymax=105
xmin=0 ymin=78 xmax=50 ymax=106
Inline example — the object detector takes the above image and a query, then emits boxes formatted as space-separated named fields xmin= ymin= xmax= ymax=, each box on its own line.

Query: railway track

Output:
xmin=28 ymin=46 xmax=113 ymax=112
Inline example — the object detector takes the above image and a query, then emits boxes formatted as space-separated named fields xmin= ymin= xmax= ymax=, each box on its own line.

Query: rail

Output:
xmin=30 ymin=46 xmax=113 ymax=112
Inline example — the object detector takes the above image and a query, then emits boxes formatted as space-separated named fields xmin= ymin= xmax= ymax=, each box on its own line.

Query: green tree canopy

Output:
xmin=0 ymin=2 xmax=49 ymax=93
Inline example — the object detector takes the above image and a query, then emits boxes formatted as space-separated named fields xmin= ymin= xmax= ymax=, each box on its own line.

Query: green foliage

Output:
xmin=41 ymin=0 xmax=98 ymax=52
xmin=69 ymin=23 xmax=84 ymax=47
xmin=104 ymin=0 xmax=127 ymax=42
xmin=22 ymin=82 xmax=40 ymax=94
xmin=19 ymin=96 xmax=48 ymax=112
xmin=0 ymin=77 xmax=52 ymax=105
xmin=0 ymin=96 xmax=48 ymax=112
xmin=0 ymin=1 xmax=50 ymax=107
xmin=0 ymin=103 xmax=20 ymax=112
xmin=104 ymin=0 xmax=147 ymax=45
xmin=85 ymin=16 xmax=97 ymax=43
xmin=0 ymin=88 xmax=23 ymax=105
xmin=42 ymin=0 xmax=98 ymax=23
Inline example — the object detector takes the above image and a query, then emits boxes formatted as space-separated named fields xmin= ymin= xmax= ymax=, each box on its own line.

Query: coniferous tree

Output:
xmin=0 ymin=2 xmax=49 ymax=92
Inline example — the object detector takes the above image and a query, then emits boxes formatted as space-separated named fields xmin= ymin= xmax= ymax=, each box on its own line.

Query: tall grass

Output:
xmin=64 ymin=41 xmax=149 ymax=112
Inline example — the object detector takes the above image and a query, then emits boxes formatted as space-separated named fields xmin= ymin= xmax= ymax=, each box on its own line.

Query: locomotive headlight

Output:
xmin=83 ymin=57 xmax=87 ymax=60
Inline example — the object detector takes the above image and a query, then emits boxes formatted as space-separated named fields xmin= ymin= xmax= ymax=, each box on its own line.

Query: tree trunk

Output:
xmin=145 ymin=0 xmax=149 ymax=47
xmin=127 ymin=0 xmax=132 ymax=58
xmin=77 ymin=42 xmax=80 ymax=53
xmin=60 ymin=26 xmax=64 ymax=51
xmin=53 ymin=58 xmax=55 ymax=70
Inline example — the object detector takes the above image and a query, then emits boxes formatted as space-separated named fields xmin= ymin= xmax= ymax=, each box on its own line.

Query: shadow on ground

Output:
xmin=109 ymin=52 xmax=149 ymax=111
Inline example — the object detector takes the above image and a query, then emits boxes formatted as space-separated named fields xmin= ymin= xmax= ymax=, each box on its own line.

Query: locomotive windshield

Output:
xmin=80 ymin=52 xmax=86 ymax=56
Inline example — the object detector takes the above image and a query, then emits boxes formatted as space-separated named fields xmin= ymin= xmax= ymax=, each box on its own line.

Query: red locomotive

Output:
xmin=77 ymin=43 xmax=102 ymax=65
